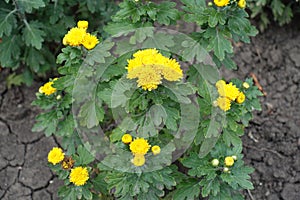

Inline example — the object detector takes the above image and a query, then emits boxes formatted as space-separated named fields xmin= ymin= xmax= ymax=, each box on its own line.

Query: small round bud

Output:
xmin=213 ymin=100 xmax=218 ymax=107
xmin=208 ymin=2 xmax=213 ymax=6
xmin=243 ymin=82 xmax=250 ymax=89
xmin=151 ymin=145 xmax=161 ymax=155
xmin=122 ymin=134 xmax=132 ymax=144
xmin=223 ymin=167 xmax=230 ymax=173
xmin=232 ymin=155 xmax=237 ymax=160
xmin=56 ymin=95 xmax=62 ymax=100
xmin=211 ymin=159 xmax=219 ymax=167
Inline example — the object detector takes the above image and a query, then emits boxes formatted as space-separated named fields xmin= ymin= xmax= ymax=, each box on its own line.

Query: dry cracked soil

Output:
xmin=0 ymin=19 xmax=300 ymax=200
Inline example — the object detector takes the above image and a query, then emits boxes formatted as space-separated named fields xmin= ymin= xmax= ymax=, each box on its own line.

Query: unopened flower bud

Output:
xmin=213 ymin=100 xmax=218 ymax=107
xmin=243 ymin=82 xmax=250 ymax=89
xmin=232 ymin=155 xmax=237 ymax=160
xmin=56 ymin=95 xmax=62 ymax=100
xmin=223 ymin=167 xmax=230 ymax=173
xmin=211 ymin=159 xmax=219 ymax=166
xmin=208 ymin=2 xmax=213 ymax=6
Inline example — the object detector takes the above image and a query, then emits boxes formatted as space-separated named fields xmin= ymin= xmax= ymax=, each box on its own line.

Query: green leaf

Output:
xmin=142 ymin=32 xmax=175 ymax=50
xmin=110 ymin=78 xmax=135 ymax=108
xmin=222 ymin=129 xmax=242 ymax=147
xmin=110 ymin=127 xmax=124 ymax=143
xmin=208 ymin=9 xmax=226 ymax=27
xmin=92 ymin=173 xmax=109 ymax=195
xmin=82 ymin=186 xmax=93 ymax=200
xmin=0 ymin=9 xmax=17 ymax=37
xmin=75 ymin=145 xmax=95 ymax=165
xmin=156 ymin=2 xmax=180 ymax=25
xmin=104 ymin=21 xmax=136 ymax=36
xmin=164 ymin=105 xmax=180 ymax=131
xmin=130 ymin=26 xmax=154 ymax=44
xmin=25 ymin=47 xmax=46 ymax=72
xmin=0 ymin=35 xmax=22 ymax=67
xmin=173 ymin=179 xmax=201 ymax=200
xmin=32 ymin=110 xmax=63 ymax=136
xmin=206 ymin=28 xmax=233 ymax=61
xmin=16 ymin=0 xmax=45 ymax=13
xmin=199 ymin=175 xmax=219 ymax=197
xmin=221 ymin=166 xmax=254 ymax=190
xmin=149 ymin=104 xmax=167 ymax=127
xmin=181 ymin=0 xmax=206 ymax=25
xmin=56 ymin=114 xmax=75 ymax=137
xmin=193 ymin=64 xmax=219 ymax=83
xmin=85 ymin=41 xmax=114 ymax=65
xmin=22 ymin=21 xmax=45 ymax=49
xmin=6 ymin=73 xmax=24 ymax=89
xmin=58 ymin=186 xmax=77 ymax=200
xmin=271 ymin=0 xmax=285 ymax=16
xmin=181 ymin=38 xmax=208 ymax=63
xmin=78 ymin=99 xmax=104 ymax=129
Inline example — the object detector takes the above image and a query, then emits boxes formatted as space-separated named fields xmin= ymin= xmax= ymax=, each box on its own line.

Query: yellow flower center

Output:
xmin=216 ymin=97 xmax=231 ymax=111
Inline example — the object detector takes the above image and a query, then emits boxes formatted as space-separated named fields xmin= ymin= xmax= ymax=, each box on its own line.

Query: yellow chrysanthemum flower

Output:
xmin=215 ymin=80 xmax=226 ymax=89
xmin=131 ymin=154 xmax=146 ymax=167
xmin=122 ymin=134 xmax=133 ymax=144
xmin=129 ymin=138 xmax=151 ymax=155
xmin=216 ymin=97 xmax=231 ymax=111
xmin=48 ymin=147 xmax=64 ymax=165
xmin=218 ymin=82 xmax=240 ymax=101
xmin=69 ymin=167 xmax=89 ymax=186
xmin=39 ymin=79 xmax=58 ymax=96
xmin=63 ymin=27 xmax=86 ymax=46
xmin=151 ymin=145 xmax=161 ymax=155
xmin=236 ymin=92 xmax=246 ymax=104
xmin=126 ymin=49 xmax=183 ymax=91
xmin=238 ymin=0 xmax=246 ymax=8
xmin=214 ymin=0 xmax=230 ymax=7
xmin=225 ymin=83 xmax=240 ymax=100
xmin=82 ymin=33 xmax=99 ymax=50
xmin=224 ymin=156 xmax=235 ymax=167
xmin=77 ymin=20 xmax=88 ymax=29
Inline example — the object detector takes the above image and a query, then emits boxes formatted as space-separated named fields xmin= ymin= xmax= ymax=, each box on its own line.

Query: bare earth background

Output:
xmin=0 ymin=18 xmax=300 ymax=199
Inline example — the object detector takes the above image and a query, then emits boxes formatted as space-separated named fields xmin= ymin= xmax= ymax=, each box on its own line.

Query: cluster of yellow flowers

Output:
xmin=63 ymin=20 xmax=99 ymax=50
xmin=214 ymin=80 xmax=246 ymax=111
xmin=39 ymin=78 xmax=58 ymax=96
xmin=48 ymin=147 xmax=89 ymax=186
xmin=213 ymin=0 xmax=246 ymax=8
xmin=126 ymin=49 xmax=183 ymax=91
xmin=211 ymin=155 xmax=237 ymax=173
xmin=121 ymin=134 xmax=161 ymax=167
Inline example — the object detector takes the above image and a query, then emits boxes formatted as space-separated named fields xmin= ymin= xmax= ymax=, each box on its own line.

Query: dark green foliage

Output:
xmin=0 ymin=0 xmax=117 ymax=85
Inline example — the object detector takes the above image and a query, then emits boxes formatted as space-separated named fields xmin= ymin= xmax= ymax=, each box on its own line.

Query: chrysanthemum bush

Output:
xmin=33 ymin=0 xmax=263 ymax=199
xmin=0 ymin=0 xmax=117 ymax=85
